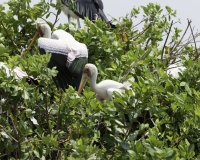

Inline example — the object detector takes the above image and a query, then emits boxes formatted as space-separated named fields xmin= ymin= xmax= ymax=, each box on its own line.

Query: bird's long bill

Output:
xmin=77 ymin=73 xmax=88 ymax=95
xmin=24 ymin=31 xmax=39 ymax=55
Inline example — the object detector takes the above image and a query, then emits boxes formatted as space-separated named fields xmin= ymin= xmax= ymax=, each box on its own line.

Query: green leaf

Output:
xmin=83 ymin=90 xmax=95 ymax=99
xmin=22 ymin=90 xmax=29 ymax=99
xmin=195 ymin=107 xmax=200 ymax=117
xmin=122 ymin=141 xmax=130 ymax=150
xmin=135 ymin=141 xmax=143 ymax=153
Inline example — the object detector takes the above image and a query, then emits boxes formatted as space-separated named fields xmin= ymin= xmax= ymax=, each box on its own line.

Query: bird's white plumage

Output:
xmin=85 ymin=63 xmax=134 ymax=101
xmin=38 ymin=24 xmax=88 ymax=62
xmin=167 ymin=63 xmax=186 ymax=79
xmin=60 ymin=4 xmax=79 ymax=19
xmin=0 ymin=62 xmax=28 ymax=79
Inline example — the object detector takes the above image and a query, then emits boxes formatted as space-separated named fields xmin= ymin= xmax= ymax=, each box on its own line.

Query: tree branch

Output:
xmin=0 ymin=125 xmax=18 ymax=143
xmin=187 ymin=19 xmax=199 ymax=61
xmin=161 ymin=20 xmax=173 ymax=61
xmin=170 ymin=19 xmax=191 ymax=56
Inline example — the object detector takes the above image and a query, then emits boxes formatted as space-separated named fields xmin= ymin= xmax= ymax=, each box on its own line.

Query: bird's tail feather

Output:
xmin=121 ymin=77 xmax=135 ymax=89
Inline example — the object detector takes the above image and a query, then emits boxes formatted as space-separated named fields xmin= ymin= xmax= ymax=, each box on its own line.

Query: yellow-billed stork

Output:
xmin=25 ymin=23 xmax=88 ymax=90
xmin=78 ymin=63 xmax=135 ymax=101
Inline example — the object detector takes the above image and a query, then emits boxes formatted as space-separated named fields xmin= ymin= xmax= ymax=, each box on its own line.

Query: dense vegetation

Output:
xmin=0 ymin=0 xmax=200 ymax=159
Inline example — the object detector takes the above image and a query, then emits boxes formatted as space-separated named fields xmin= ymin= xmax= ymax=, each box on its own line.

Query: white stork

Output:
xmin=59 ymin=0 xmax=116 ymax=28
xmin=78 ymin=63 xmax=135 ymax=101
xmin=26 ymin=23 xmax=88 ymax=90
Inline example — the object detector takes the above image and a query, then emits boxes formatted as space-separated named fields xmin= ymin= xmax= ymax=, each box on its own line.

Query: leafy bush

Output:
xmin=0 ymin=0 xmax=200 ymax=159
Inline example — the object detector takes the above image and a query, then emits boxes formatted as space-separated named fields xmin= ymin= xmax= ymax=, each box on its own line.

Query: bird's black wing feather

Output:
xmin=61 ymin=0 xmax=107 ymax=21
xmin=93 ymin=0 xmax=104 ymax=10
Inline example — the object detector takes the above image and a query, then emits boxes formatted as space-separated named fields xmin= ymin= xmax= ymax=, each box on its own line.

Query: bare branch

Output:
xmin=170 ymin=19 xmax=191 ymax=56
xmin=52 ymin=11 xmax=60 ymax=29
xmin=0 ymin=125 xmax=18 ymax=143
xmin=187 ymin=19 xmax=200 ymax=61
xmin=132 ymin=23 xmax=152 ymax=40
xmin=132 ymin=17 xmax=147 ymax=29
xmin=161 ymin=20 xmax=173 ymax=60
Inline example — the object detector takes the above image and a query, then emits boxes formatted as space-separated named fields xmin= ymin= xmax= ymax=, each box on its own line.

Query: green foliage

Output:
xmin=0 ymin=0 xmax=200 ymax=159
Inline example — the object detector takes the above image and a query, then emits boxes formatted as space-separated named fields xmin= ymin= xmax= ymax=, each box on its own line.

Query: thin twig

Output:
xmin=173 ymin=33 xmax=200 ymax=57
xmin=0 ymin=153 xmax=8 ymax=158
xmin=144 ymin=38 xmax=151 ymax=50
xmin=45 ymin=85 xmax=52 ymax=135
xmin=52 ymin=11 xmax=60 ymax=29
xmin=120 ymin=50 xmax=149 ymax=82
xmin=138 ymin=132 xmax=149 ymax=141
xmin=143 ymin=110 xmax=147 ymax=123
xmin=0 ymin=21 xmax=20 ymax=55
xmin=0 ymin=125 xmax=18 ymax=143
xmin=132 ymin=23 xmax=152 ymax=40
xmin=9 ymin=115 xmax=21 ymax=158
xmin=150 ymin=118 xmax=156 ymax=126
xmin=161 ymin=20 xmax=173 ymax=60
xmin=188 ymin=18 xmax=199 ymax=61
xmin=132 ymin=17 xmax=147 ymax=29
xmin=40 ymin=17 xmax=51 ymax=26
xmin=170 ymin=20 xmax=191 ymax=56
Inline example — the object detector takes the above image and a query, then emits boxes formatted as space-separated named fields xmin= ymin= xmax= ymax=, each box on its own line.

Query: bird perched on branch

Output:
xmin=78 ymin=63 xmax=134 ymax=101
xmin=59 ymin=0 xmax=116 ymax=28
xmin=26 ymin=23 xmax=88 ymax=90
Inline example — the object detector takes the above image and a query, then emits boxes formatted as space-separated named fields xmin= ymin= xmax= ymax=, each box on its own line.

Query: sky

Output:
xmin=1 ymin=0 xmax=199 ymax=27
xmin=1 ymin=0 xmax=200 ymax=43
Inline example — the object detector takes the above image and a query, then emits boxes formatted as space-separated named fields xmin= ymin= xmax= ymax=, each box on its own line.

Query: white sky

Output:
xmin=1 ymin=0 xmax=200 ymax=43
xmin=1 ymin=0 xmax=199 ymax=28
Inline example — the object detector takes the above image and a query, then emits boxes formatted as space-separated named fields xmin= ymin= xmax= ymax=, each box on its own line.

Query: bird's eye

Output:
xmin=38 ymin=26 xmax=44 ymax=37
xmin=83 ymin=67 xmax=91 ymax=77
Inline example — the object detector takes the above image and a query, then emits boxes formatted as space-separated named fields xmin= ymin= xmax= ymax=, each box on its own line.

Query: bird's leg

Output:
xmin=77 ymin=18 xmax=81 ymax=28
xmin=68 ymin=15 xmax=71 ymax=25
xmin=92 ymin=14 xmax=98 ymax=23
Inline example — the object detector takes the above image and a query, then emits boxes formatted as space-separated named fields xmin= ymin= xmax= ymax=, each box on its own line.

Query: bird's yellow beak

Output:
xmin=22 ymin=30 xmax=40 ymax=56
xmin=78 ymin=73 xmax=88 ymax=95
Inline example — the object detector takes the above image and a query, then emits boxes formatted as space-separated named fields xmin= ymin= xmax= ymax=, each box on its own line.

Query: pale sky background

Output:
xmin=1 ymin=0 xmax=200 ymax=44
xmin=1 ymin=0 xmax=199 ymax=28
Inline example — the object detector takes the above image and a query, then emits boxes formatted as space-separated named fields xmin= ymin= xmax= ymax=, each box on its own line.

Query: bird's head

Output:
xmin=83 ymin=63 xmax=97 ymax=77
xmin=37 ymin=24 xmax=51 ymax=38
xmin=77 ymin=63 xmax=97 ymax=95
xmin=23 ymin=23 xmax=51 ymax=55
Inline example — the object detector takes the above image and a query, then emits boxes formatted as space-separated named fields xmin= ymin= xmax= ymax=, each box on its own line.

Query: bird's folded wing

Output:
xmin=98 ymin=9 xmax=108 ymax=22
xmin=107 ymin=88 xmax=124 ymax=98
xmin=0 ymin=62 xmax=32 ymax=80
xmin=74 ymin=0 xmax=101 ymax=20
xmin=13 ymin=67 xmax=28 ymax=79
xmin=121 ymin=77 xmax=135 ymax=89
xmin=38 ymin=38 xmax=88 ymax=62
xmin=38 ymin=38 xmax=69 ymax=56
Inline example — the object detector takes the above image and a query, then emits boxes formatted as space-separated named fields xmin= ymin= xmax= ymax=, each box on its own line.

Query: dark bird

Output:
xmin=59 ymin=0 xmax=116 ymax=28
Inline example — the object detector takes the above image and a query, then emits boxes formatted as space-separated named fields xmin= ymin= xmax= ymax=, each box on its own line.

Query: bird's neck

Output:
xmin=43 ymin=29 xmax=51 ymax=38
xmin=90 ymin=72 xmax=98 ymax=92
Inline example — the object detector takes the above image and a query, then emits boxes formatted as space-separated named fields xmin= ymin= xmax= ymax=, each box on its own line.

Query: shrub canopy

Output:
xmin=0 ymin=0 xmax=200 ymax=159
